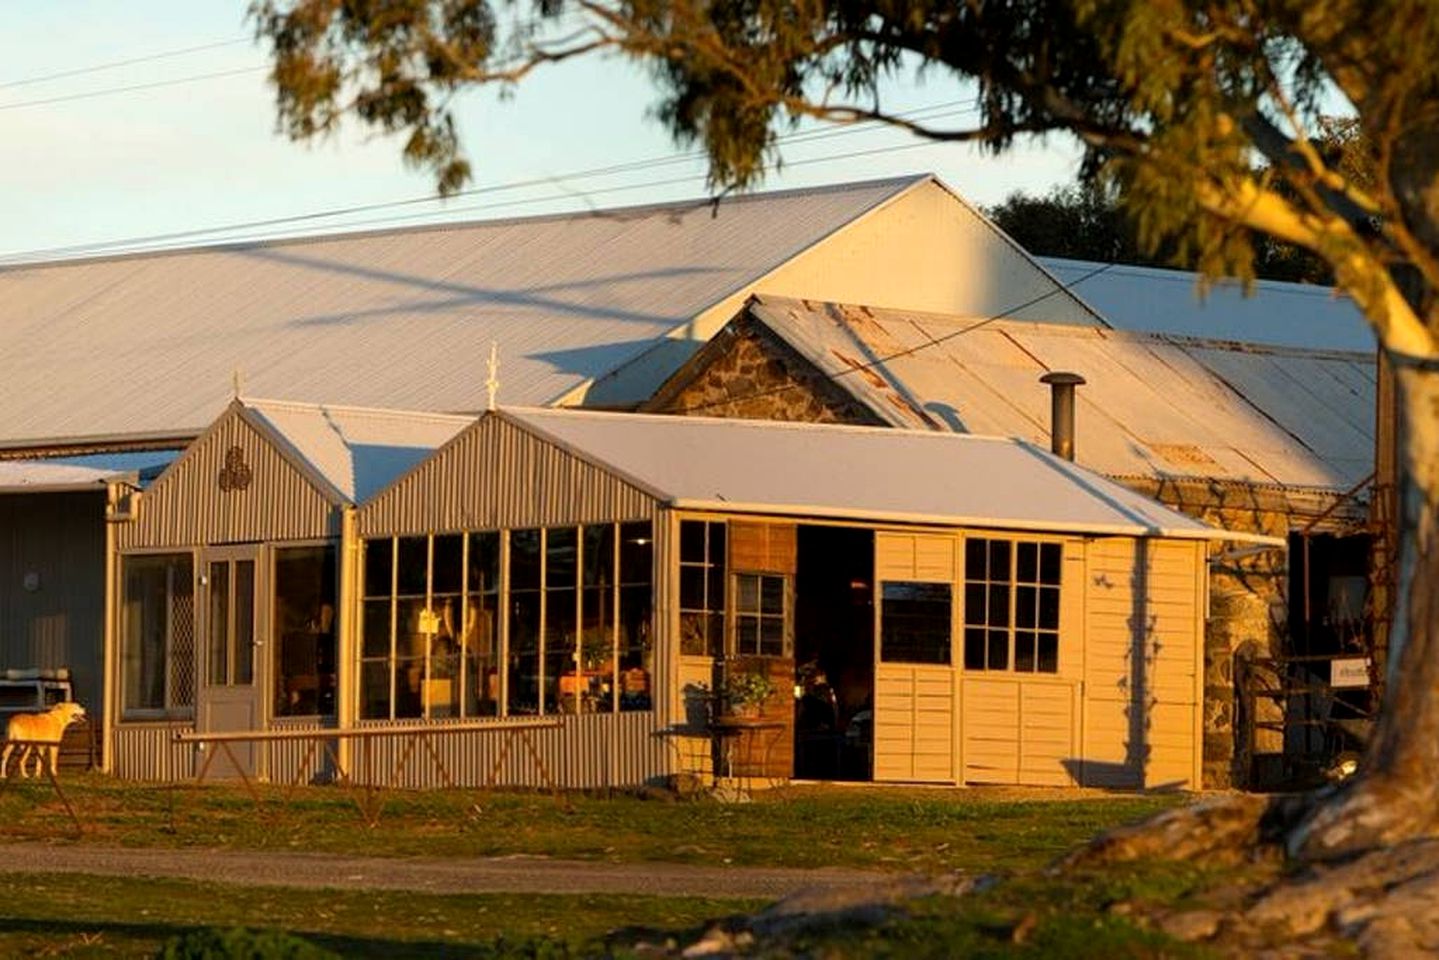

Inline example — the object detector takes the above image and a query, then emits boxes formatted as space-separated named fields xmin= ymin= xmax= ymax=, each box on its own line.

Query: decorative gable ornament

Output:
xmin=217 ymin=446 xmax=253 ymax=492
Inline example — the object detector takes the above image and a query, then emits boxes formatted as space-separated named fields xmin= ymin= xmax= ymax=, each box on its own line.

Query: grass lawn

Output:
xmin=0 ymin=873 xmax=760 ymax=958
xmin=0 ymin=775 xmax=1185 ymax=873
xmin=0 ymin=860 xmax=1242 ymax=958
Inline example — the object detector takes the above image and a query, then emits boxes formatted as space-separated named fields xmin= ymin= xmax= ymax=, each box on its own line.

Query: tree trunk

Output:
xmin=1293 ymin=356 xmax=1439 ymax=859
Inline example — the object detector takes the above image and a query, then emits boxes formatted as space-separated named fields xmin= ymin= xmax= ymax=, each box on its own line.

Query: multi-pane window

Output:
xmin=734 ymin=573 xmax=788 ymax=657
xmin=121 ymin=553 xmax=195 ymax=716
xmin=361 ymin=522 xmax=654 ymax=720
xmin=963 ymin=538 xmax=1061 ymax=673
xmin=617 ymin=522 xmax=654 ymax=711
xmin=880 ymin=582 xmax=952 ymax=664
xmin=679 ymin=520 xmax=726 ymax=657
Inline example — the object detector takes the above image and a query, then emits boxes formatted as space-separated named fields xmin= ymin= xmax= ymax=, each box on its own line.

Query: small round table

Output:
xmin=708 ymin=716 xmax=786 ymax=795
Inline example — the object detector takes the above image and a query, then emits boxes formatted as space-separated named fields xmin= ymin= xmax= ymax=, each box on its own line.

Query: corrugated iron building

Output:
xmin=108 ymin=403 xmax=1274 ymax=789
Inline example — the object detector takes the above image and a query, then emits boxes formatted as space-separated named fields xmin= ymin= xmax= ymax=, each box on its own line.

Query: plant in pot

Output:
xmin=720 ymin=667 xmax=775 ymax=720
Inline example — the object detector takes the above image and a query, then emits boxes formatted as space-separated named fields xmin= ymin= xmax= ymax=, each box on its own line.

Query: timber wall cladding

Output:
xmin=1082 ymin=537 xmax=1204 ymax=789
xmin=873 ymin=532 xmax=959 ymax=783
xmin=962 ymin=538 xmax=1084 ymax=787
xmin=119 ymin=411 xmax=337 ymax=549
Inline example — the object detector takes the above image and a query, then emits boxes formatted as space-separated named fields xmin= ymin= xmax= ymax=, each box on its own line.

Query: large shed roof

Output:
xmin=243 ymin=398 xmax=472 ymax=504
xmin=503 ymin=407 xmax=1278 ymax=543
xmin=0 ymin=177 xmax=927 ymax=450
xmin=1039 ymin=256 xmax=1374 ymax=352
xmin=734 ymin=296 xmax=1374 ymax=493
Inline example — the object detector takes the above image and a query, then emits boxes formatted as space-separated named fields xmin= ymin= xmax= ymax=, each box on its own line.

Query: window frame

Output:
xmin=730 ymin=570 xmax=791 ymax=658
xmin=358 ymin=520 xmax=655 ymax=722
xmin=961 ymin=536 xmax=1063 ymax=675
xmin=678 ymin=520 xmax=726 ymax=658
xmin=119 ymin=549 xmax=197 ymax=721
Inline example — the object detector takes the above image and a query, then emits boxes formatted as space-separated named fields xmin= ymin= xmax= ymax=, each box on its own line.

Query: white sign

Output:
xmin=1331 ymin=658 xmax=1371 ymax=689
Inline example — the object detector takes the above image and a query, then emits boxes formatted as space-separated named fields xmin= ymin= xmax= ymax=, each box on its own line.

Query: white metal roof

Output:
xmin=0 ymin=177 xmax=924 ymax=449
xmin=1039 ymin=256 xmax=1374 ymax=352
xmin=503 ymin=407 xmax=1278 ymax=543
xmin=739 ymin=296 xmax=1374 ymax=492
xmin=243 ymin=398 xmax=472 ymax=504
xmin=0 ymin=460 xmax=130 ymax=494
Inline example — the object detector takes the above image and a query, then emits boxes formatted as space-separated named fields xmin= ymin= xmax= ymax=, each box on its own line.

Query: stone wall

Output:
xmin=646 ymin=317 xmax=885 ymax=426
xmin=1122 ymin=477 xmax=1363 ymax=788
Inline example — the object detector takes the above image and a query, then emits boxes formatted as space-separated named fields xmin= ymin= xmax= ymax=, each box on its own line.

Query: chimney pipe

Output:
xmin=1040 ymin=371 xmax=1086 ymax=461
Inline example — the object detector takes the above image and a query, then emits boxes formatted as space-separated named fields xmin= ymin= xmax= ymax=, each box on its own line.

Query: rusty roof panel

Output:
xmin=745 ymin=297 xmax=1374 ymax=493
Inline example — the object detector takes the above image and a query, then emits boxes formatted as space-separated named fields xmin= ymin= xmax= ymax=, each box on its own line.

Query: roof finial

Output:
xmin=231 ymin=368 xmax=243 ymax=400
xmin=485 ymin=341 xmax=500 ymax=412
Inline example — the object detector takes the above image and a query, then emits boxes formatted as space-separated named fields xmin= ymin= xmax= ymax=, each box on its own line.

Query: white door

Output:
xmin=198 ymin=546 xmax=265 ymax=779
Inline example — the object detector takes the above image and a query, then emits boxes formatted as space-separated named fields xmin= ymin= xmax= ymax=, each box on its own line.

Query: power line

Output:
xmin=0 ymin=37 xmax=251 ymax=91
xmin=0 ymin=100 xmax=978 ymax=263
xmin=0 ymin=66 xmax=264 ymax=111
xmin=677 ymin=262 xmax=1117 ymax=415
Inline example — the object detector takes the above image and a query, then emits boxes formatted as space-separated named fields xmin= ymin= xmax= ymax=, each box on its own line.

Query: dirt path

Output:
xmin=0 ymin=843 xmax=906 ymax=900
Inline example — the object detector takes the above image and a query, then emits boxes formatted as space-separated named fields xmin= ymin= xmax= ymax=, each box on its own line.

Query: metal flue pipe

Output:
xmin=1040 ymin=371 xmax=1086 ymax=461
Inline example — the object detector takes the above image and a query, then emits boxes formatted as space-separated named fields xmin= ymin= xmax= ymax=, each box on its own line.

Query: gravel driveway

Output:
xmin=0 ymin=843 xmax=903 ymax=900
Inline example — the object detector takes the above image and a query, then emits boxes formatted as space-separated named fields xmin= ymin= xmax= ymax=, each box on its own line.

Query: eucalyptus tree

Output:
xmin=253 ymin=0 xmax=1439 ymax=859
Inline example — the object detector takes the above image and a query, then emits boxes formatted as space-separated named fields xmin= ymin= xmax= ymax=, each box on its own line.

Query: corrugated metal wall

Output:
xmin=358 ymin=414 xmax=659 ymax=537
xmin=114 ymin=714 xmax=671 ymax=788
xmin=0 ymin=491 xmax=107 ymax=709
xmin=118 ymin=407 xmax=338 ymax=549
xmin=114 ymin=723 xmax=196 ymax=781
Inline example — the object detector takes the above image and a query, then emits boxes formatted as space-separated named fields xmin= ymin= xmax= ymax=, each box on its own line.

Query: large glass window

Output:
xmin=360 ymin=538 xmax=394 ymax=720
xmin=679 ymin=520 xmax=726 ymax=657
xmin=465 ymin=532 xmax=501 ymax=717
xmin=273 ymin=545 xmax=338 ymax=718
xmin=507 ymin=529 xmax=542 ymax=715
xmin=580 ymin=524 xmax=617 ymax=712
xmin=618 ymin=522 xmax=654 ymax=711
xmin=734 ymin=572 xmax=788 ymax=657
xmin=121 ymin=553 xmax=195 ymax=715
xmin=963 ymin=538 xmax=1062 ymax=673
xmin=544 ymin=528 xmax=579 ymax=713
xmin=881 ymin=582 xmax=952 ymax=664
xmin=360 ymin=521 xmax=655 ymax=720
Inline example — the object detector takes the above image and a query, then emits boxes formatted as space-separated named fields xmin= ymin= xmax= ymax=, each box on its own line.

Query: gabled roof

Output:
xmin=720 ymin=296 xmax=1373 ymax=493
xmin=1038 ymin=256 xmax=1374 ymax=352
xmin=501 ymin=407 xmax=1279 ymax=543
xmin=241 ymin=398 xmax=472 ymax=504
xmin=0 ymin=177 xmax=925 ymax=450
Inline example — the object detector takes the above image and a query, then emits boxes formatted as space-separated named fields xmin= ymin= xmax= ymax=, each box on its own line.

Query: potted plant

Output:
xmin=720 ymin=667 xmax=776 ymax=720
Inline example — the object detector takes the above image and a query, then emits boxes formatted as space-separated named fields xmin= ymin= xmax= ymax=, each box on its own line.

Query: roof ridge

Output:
xmin=242 ymin=396 xmax=477 ymax=424
xmin=0 ymin=175 xmax=929 ymax=274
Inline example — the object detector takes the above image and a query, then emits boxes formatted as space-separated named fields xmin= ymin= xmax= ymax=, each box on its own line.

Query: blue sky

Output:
xmin=1 ymin=2 xmax=1084 ymax=261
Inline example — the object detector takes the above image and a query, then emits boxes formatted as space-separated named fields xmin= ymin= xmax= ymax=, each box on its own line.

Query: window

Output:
xmin=273 ymin=545 xmax=337 ymax=718
xmin=507 ymin=529 xmax=542 ymax=715
xmin=618 ymin=522 xmax=654 ymax=711
xmin=121 ymin=553 xmax=195 ymax=716
xmin=734 ymin=573 xmax=788 ymax=657
xmin=464 ymin=532 xmax=501 ymax=717
xmin=963 ymin=538 xmax=1061 ymax=673
xmin=881 ymin=582 xmax=952 ymax=664
xmin=359 ymin=521 xmax=655 ymax=720
xmin=678 ymin=520 xmax=725 ymax=657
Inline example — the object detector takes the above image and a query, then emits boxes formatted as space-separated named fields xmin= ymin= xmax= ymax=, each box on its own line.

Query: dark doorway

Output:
xmin=793 ymin=525 xmax=874 ymax=780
